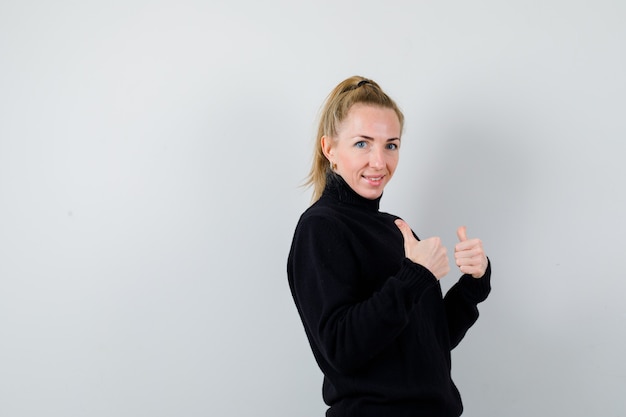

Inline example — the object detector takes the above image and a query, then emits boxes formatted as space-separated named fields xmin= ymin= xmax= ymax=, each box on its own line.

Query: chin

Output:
xmin=358 ymin=188 xmax=384 ymax=200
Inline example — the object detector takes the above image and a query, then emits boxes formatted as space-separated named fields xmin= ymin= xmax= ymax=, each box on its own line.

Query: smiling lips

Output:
xmin=363 ymin=175 xmax=385 ymax=185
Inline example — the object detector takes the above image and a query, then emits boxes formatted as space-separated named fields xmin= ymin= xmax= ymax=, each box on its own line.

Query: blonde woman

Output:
xmin=288 ymin=76 xmax=491 ymax=417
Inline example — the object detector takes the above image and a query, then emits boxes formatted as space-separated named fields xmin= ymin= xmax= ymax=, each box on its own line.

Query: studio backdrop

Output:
xmin=1 ymin=1 xmax=625 ymax=416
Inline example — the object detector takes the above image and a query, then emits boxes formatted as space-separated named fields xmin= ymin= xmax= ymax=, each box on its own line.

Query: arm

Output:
xmin=444 ymin=260 xmax=491 ymax=348
xmin=288 ymin=215 xmax=436 ymax=374
xmin=445 ymin=226 xmax=492 ymax=348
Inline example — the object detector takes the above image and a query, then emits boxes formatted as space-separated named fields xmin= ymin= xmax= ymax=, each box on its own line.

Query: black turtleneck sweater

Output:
xmin=287 ymin=174 xmax=491 ymax=417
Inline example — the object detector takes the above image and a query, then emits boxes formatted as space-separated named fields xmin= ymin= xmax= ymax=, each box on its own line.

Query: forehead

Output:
xmin=338 ymin=104 xmax=401 ymax=138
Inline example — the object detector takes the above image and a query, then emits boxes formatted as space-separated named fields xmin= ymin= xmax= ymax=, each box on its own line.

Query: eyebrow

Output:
xmin=357 ymin=135 xmax=401 ymax=141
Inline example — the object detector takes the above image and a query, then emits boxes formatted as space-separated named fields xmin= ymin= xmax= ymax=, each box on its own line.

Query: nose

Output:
xmin=369 ymin=147 xmax=385 ymax=169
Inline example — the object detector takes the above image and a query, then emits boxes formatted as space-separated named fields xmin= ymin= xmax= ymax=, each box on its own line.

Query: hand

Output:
xmin=455 ymin=226 xmax=488 ymax=278
xmin=395 ymin=219 xmax=450 ymax=280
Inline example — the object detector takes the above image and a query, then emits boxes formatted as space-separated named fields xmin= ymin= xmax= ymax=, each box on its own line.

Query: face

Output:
xmin=322 ymin=103 xmax=401 ymax=200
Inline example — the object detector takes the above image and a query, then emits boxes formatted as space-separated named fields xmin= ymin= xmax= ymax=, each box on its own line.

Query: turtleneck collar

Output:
xmin=322 ymin=172 xmax=382 ymax=212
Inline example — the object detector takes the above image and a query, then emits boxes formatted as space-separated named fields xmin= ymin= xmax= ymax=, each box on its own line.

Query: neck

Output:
xmin=323 ymin=172 xmax=382 ymax=212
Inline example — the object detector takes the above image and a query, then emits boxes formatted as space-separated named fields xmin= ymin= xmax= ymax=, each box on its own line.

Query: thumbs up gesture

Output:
xmin=454 ymin=226 xmax=488 ymax=278
xmin=395 ymin=219 xmax=450 ymax=280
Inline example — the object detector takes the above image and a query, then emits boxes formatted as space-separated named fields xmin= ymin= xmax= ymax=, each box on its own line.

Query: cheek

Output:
xmin=340 ymin=153 xmax=365 ymax=170
xmin=387 ymin=156 xmax=399 ymax=172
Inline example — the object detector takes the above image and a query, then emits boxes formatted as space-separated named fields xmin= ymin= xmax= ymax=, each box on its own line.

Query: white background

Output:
xmin=1 ymin=1 xmax=625 ymax=416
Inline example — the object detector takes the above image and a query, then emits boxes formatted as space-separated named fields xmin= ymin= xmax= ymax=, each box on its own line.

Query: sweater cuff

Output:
xmin=458 ymin=258 xmax=491 ymax=303
xmin=395 ymin=258 xmax=438 ymax=300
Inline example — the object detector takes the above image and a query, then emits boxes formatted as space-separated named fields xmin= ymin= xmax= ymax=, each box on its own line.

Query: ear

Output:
xmin=321 ymin=135 xmax=334 ymax=160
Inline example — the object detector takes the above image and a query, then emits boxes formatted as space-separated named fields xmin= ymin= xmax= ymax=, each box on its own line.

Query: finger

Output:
xmin=455 ymin=247 xmax=483 ymax=259
xmin=458 ymin=265 xmax=480 ymax=275
xmin=457 ymin=225 xmax=468 ymax=242
xmin=394 ymin=219 xmax=414 ymax=242
xmin=455 ymin=238 xmax=483 ymax=252
xmin=455 ymin=255 xmax=482 ymax=266
xmin=460 ymin=265 xmax=486 ymax=278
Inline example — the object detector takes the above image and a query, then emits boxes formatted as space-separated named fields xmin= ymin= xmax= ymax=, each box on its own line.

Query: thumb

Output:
xmin=457 ymin=225 xmax=468 ymax=242
xmin=394 ymin=219 xmax=413 ymax=242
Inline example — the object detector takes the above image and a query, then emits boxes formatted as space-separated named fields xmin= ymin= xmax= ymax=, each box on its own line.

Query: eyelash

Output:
xmin=354 ymin=141 xmax=399 ymax=150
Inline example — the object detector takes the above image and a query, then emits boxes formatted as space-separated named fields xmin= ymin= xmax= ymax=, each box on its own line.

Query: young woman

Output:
xmin=287 ymin=76 xmax=491 ymax=417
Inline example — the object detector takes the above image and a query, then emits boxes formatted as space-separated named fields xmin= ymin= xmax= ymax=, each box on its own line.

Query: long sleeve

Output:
xmin=443 ymin=259 xmax=492 ymax=348
xmin=288 ymin=214 xmax=437 ymax=374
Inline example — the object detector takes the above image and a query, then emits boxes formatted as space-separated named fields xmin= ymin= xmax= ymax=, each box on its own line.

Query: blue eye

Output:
xmin=355 ymin=141 xmax=367 ymax=148
xmin=386 ymin=143 xmax=398 ymax=150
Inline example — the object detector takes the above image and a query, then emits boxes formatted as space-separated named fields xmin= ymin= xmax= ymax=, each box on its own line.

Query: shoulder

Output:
xmin=298 ymin=203 xmax=402 ymax=230
xmin=288 ymin=204 xmax=356 ymax=271
xmin=379 ymin=210 xmax=401 ymax=222
xmin=295 ymin=203 xmax=346 ymax=239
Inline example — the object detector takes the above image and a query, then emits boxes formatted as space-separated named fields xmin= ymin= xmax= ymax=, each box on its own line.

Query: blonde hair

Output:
xmin=305 ymin=76 xmax=405 ymax=202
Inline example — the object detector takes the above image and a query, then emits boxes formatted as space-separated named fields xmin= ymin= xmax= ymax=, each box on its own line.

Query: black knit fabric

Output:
xmin=287 ymin=173 xmax=491 ymax=417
